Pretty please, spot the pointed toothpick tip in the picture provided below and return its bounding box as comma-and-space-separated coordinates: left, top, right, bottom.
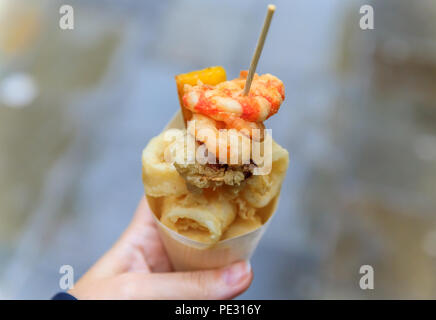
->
243, 5, 276, 96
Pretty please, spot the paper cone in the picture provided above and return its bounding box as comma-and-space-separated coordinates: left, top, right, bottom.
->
144, 111, 283, 271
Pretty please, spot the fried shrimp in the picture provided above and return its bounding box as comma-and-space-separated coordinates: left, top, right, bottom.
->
187, 113, 252, 163
182, 71, 284, 139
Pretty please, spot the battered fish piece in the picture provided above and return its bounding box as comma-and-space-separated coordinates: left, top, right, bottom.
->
174, 162, 256, 189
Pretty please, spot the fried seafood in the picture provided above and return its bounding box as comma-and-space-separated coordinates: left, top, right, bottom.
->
183, 71, 284, 139
142, 66, 289, 244
142, 128, 289, 244
174, 162, 255, 189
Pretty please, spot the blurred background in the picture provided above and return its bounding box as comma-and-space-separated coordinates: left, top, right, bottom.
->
0, 0, 436, 299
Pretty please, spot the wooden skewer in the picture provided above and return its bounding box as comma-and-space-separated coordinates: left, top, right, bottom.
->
243, 4, 276, 95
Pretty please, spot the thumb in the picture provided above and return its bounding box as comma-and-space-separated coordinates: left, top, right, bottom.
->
133, 261, 252, 300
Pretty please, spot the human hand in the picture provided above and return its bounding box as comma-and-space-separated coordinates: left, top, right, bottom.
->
68, 196, 253, 299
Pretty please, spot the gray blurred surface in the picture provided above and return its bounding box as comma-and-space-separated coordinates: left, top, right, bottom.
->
1, 0, 436, 299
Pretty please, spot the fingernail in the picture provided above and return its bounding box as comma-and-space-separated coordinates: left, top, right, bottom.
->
223, 261, 251, 286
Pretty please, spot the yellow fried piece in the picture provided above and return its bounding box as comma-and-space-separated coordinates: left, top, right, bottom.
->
241, 141, 289, 208
175, 66, 227, 124
221, 215, 262, 240
161, 193, 237, 244
142, 129, 188, 197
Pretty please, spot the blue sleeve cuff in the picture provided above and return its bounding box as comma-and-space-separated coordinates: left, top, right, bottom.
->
51, 292, 77, 300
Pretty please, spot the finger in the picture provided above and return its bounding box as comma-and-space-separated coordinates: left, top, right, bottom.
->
120, 219, 172, 273
93, 196, 171, 276
130, 261, 252, 300
129, 195, 155, 227
118, 196, 172, 272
